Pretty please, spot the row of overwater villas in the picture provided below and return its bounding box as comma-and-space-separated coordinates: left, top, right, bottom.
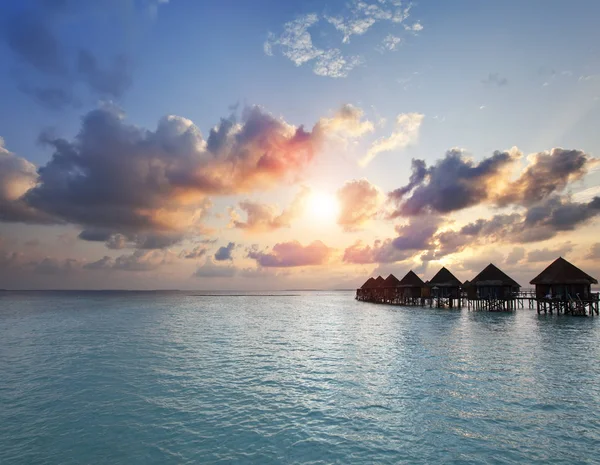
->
356, 257, 598, 305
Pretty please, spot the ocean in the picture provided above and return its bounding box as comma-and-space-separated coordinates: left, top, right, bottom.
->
1, 290, 599, 464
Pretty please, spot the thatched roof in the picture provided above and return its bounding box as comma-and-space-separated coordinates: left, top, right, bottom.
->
398, 270, 425, 288
383, 274, 401, 287
374, 276, 385, 287
470, 263, 520, 288
361, 277, 376, 289
530, 257, 598, 285
428, 267, 462, 287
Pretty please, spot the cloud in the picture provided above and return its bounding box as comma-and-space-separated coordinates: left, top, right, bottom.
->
78, 229, 185, 250
389, 148, 519, 216
316, 104, 374, 138
16, 84, 78, 111
361, 113, 424, 166
229, 187, 309, 232
404, 22, 423, 32
179, 246, 208, 260
336, 179, 383, 231
2, 103, 370, 248
214, 242, 236, 261
389, 147, 599, 217
496, 148, 599, 206
586, 243, 600, 260
194, 259, 237, 278
430, 196, 600, 259
392, 215, 442, 250
380, 34, 402, 52
113, 249, 176, 272
325, 1, 411, 43
343, 239, 410, 264
343, 215, 441, 264
482, 73, 508, 87
4, 5, 67, 76
33, 257, 82, 275
527, 243, 573, 263
264, 14, 361, 78
76, 50, 132, 99
1, 0, 164, 109
0, 251, 25, 271
0, 137, 54, 224
0, 104, 343, 245
248, 240, 332, 267
265, 1, 417, 78
83, 256, 113, 270
505, 247, 525, 265
83, 249, 176, 272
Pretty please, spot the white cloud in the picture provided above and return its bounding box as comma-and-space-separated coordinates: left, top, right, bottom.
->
264, 0, 419, 78
404, 21, 423, 32
381, 34, 402, 52
360, 113, 424, 166
579, 74, 600, 82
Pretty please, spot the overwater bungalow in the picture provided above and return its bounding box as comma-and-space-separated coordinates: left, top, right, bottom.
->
398, 270, 425, 301
428, 267, 462, 307
382, 274, 401, 303
530, 257, 599, 315
466, 263, 520, 311
356, 277, 376, 301
468, 264, 520, 299
373, 275, 386, 301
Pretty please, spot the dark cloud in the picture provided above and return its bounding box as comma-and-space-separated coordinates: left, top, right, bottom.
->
0, 104, 325, 245
389, 147, 598, 217
179, 246, 208, 260
248, 240, 332, 267
5, 9, 66, 76
17, 83, 78, 111
390, 149, 517, 216
1, 104, 360, 249
497, 149, 597, 206
431, 196, 600, 259
392, 215, 441, 250
524, 195, 600, 232
78, 229, 182, 250
482, 72, 508, 87
342, 239, 410, 264
336, 179, 382, 231
389, 159, 427, 200
113, 250, 175, 272
83, 249, 176, 272
0, 0, 155, 109
342, 216, 441, 264
214, 242, 235, 261
76, 50, 132, 98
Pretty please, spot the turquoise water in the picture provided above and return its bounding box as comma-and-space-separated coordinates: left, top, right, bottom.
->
1, 291, 600, 464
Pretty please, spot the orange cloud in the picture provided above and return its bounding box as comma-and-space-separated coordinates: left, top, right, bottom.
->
336, 179, 383, 231
248, 240, 332, 267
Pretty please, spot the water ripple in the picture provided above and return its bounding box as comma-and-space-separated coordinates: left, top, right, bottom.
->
1, 291, 600, 464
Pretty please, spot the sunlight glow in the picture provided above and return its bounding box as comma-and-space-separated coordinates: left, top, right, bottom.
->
306, 191, 339, 223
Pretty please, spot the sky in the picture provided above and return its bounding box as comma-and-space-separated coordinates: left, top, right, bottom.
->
1, 0, 600, 290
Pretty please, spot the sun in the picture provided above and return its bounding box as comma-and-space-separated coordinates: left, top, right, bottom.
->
306, 191, 339, 222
